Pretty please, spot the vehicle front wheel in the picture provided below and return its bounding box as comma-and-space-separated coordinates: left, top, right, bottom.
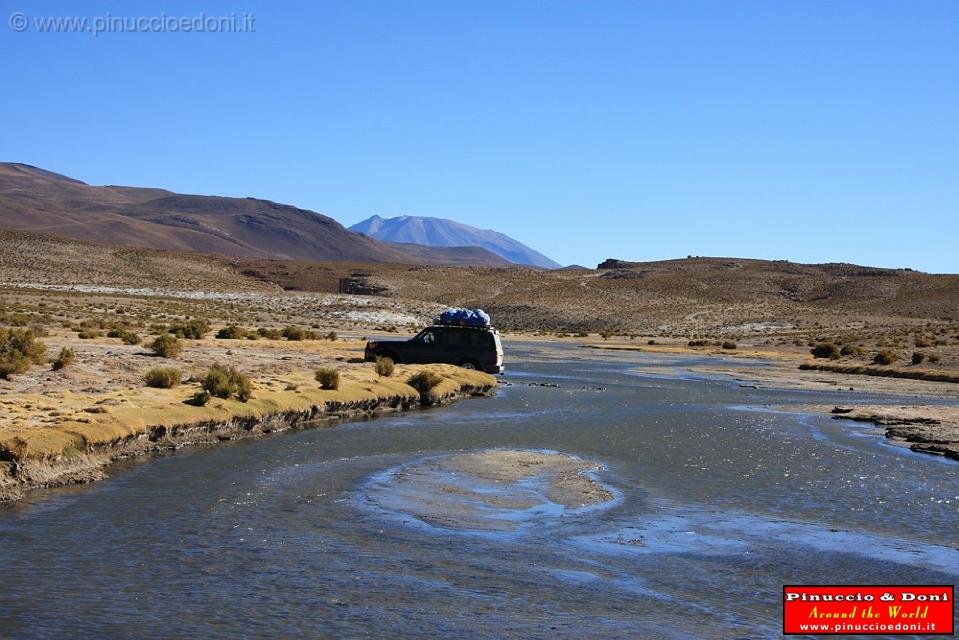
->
458, 359, 478, 370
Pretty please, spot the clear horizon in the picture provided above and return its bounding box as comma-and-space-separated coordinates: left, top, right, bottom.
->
2, 1, 956, 272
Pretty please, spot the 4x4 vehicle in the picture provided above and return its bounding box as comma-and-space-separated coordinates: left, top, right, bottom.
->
365, 325, 504, 374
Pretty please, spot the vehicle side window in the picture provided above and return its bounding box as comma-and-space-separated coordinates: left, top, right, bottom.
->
419, 329, 442, 344
446, 330, 473, 346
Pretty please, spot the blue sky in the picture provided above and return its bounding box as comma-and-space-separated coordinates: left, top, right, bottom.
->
2, 1, 957, 271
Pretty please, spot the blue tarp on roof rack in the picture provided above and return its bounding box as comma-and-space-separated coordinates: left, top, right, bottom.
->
438, 308, 491, 328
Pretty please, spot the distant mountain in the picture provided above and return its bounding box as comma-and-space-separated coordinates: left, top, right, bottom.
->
350, 214, 561, 269
0, 163, 507, 266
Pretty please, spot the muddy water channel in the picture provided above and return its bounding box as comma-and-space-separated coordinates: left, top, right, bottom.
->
1, 343, 957, 638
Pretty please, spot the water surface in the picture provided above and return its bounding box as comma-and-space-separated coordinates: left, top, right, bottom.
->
1, 342, 956, 638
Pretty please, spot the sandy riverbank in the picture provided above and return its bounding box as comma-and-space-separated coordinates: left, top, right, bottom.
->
0, 354, 496, 502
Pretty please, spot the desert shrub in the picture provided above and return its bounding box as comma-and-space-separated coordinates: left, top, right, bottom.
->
77, 329, 102, 340
840, 345, 862, 357
188, 390, 211, 406
257, 327, 282, 340
911, 351, 926, 365
0, 328, 47, 379
282, 326, 316, 341
688, 340, 709, 347
325, 331, 338, 341
150, 334, 183, 358
30, 325, 50, 337
216, 325, 248, 340
407, 370, 444, 395
928, 354, 941, 363
600, 332, 610, 340
201, 363, 252, 401
1, 313, 31, 327
873, 350, 897, 365
144, 367, 182, 388
914, 337, 931, 348
647, 340, 658, 345
168, 319, 210, 340
282, 326, 305, 341
108, 328, 141, 344
374, 356, 395, 377
810, 343, 841, 360
51, 347, 75, 371
574, 332, 588, 338
721, 342, 737, 350
315, 367, 340, 390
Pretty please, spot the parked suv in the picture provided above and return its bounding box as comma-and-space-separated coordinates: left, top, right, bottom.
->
365, 325, 504, 374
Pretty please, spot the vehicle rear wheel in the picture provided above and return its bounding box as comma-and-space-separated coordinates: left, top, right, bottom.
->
458, 359, 478, 370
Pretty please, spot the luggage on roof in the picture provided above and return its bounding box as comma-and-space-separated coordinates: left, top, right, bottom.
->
438, 308, 491, 328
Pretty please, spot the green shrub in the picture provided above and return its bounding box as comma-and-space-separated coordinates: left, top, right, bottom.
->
216, 325, 248, 340
201, 363, 252, 401
840, 345, 862, 357
150, 334, 183, 358
721, 341, 737, 350
77, 329, 102, 340
257, 327, 282, 340
51, 347, 75, 371
873, 350, 897, 365
911, 351, 926, 365
168, 318, 210, 340
688, 339, 709, 347
810, 343, 841, 359
374, 356, 395, 377
315, 367, 340, 390
144, 367, 182, 388
0, 328, 47, 379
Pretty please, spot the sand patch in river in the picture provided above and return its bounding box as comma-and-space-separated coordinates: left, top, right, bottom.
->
363, 449, 615, 532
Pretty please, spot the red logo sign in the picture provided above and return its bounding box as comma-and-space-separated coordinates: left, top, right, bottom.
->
783, 585, 954, 635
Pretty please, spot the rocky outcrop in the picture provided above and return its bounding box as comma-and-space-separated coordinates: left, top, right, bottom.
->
831, 405, 959, 461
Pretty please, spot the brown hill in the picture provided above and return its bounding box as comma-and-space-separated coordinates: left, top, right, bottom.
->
249, 255, 958, 334
0, 228, 273, 292
0, 163, 508, 266
2, 227, 958, 363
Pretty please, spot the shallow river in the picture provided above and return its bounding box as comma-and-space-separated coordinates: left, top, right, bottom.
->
1, 343, 957, 638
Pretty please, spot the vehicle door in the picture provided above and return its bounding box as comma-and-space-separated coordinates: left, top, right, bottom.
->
442, 328, 476, 364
